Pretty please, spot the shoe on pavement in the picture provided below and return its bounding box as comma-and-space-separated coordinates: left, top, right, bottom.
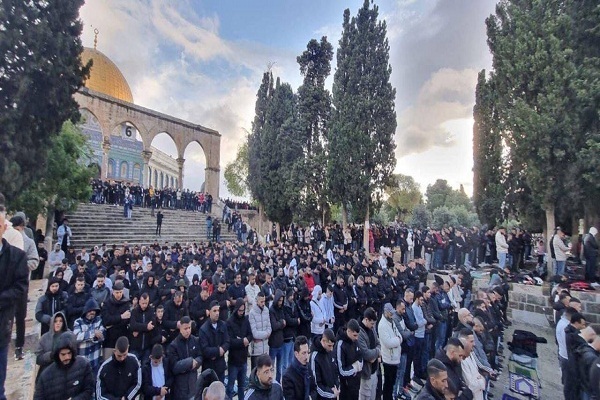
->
14, 347, 23, 360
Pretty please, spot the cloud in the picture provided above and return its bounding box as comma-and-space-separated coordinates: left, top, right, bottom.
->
396, 68, 479, 154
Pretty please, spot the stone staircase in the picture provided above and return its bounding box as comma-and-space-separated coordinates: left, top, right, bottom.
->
63, 203, 237, 249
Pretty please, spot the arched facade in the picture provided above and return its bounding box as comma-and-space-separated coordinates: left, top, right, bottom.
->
75, 89, 221, 198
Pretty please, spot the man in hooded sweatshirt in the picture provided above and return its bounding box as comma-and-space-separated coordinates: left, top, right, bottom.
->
35, 277, 68, 336
227, 298, 253, 400
310, 285, 326, 338
268, 289, 286, 382
34, 312, 70, 380
34, 332, 95, 400
336, 318, 364, 400
245, 353, 283, 400
73, 297, 105, 374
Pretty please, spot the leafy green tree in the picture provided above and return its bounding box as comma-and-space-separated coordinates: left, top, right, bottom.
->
472, 70, 504, 226
486, 0, 578, 275
409, 204, 432, 228
224, 140, 249, 198
296, 37, 333, 223
570, 0, 600, 228
450, 205, 480, 228
0, 0, 90, 202
425, 179, 454, 211
385, 174, 422, 221
328, 0, 397, 249
432, 206, 459, 229
10, 121, 94, 242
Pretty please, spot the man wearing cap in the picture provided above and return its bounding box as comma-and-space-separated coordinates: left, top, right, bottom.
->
379, 303, 402, 400
0, 203, 29, 400
142, 344, 172, 400
199, 300, 230, 382
9, 215, 39, 360
227, 298, 253, 399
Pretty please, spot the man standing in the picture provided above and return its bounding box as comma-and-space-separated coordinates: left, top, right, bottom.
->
495, 227, 508, 270
268, 289, 286, 382
336, 319, 363, 400
249, 292, 271, 369
97, 336, 142, 399
199, 301, 230, 382
34, 332, 95, 400
310, 329, 340, 399
0, 208, 29, 400
434, 337, 472, 400
379, 303, 402, 400
583, 227, 598, 282
9, 215, 38, 361
141, 344, 172, 400
552, 227, 569, 276
73, 298, 105, 375
283, 335, 315, 400
101, 281, 131, 359
156, 211, 164, 237
358, 307, 381, 400
227, 298, 253, 400
168, 316, 203, 400
56, 218, 72, 253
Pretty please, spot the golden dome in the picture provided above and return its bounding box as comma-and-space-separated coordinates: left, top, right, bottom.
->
81, 47, 133, 103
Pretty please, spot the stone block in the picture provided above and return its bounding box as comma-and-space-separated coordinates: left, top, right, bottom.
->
527, 294, 548, 306
578, 292, 599, 302
525, 304, 535, 312
511, 309, 550, 327
583, 302, 600, 314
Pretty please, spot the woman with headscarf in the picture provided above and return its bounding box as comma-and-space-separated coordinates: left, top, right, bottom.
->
310, 285, 326, 339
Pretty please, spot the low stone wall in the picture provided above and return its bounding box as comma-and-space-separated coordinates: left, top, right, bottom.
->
505, 282, 600, 327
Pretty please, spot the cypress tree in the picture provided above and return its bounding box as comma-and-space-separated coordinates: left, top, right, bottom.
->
0, 0, 90, 201
296, 37, 333, 223
328, 0, 397, 250
472, 70, 504, 227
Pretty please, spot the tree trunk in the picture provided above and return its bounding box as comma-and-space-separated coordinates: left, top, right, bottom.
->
341, 203, 348, 228
258, 203, 264, 236
584, 202, 600, 233
276, 222, 281, 243
545, 205, 556, 278
363, 204, 370, 254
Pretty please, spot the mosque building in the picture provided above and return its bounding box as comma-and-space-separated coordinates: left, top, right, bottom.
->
78, 46, 179, 188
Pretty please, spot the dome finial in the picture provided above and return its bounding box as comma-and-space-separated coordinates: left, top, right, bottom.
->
93, 28, 99, 50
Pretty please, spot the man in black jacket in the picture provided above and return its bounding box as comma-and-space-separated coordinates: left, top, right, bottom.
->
130, 293, 159, 361
266, 289, 284, 382
283, 335, 315, 400
226, 298, 253, 400
164, 291, 189, 343
97, 336, 142, 399
101, 281, 131, 360
434, 338, 473, 400
199, 300, 230, 382
141, 344, 172, 400
310, 329, 340, 399
168, 316, 203, 400
34, 332, 95, 400
336, 319, 363, 400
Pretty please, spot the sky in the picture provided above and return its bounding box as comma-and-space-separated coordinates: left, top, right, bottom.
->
79, 0, 498, 199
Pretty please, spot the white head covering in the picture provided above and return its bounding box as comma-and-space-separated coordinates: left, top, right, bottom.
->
590, 227, 598, 236
312, 285, 322, 299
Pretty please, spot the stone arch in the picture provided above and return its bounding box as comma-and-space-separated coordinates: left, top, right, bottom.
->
133, 163, 142, 183
74, 91, 220, 198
